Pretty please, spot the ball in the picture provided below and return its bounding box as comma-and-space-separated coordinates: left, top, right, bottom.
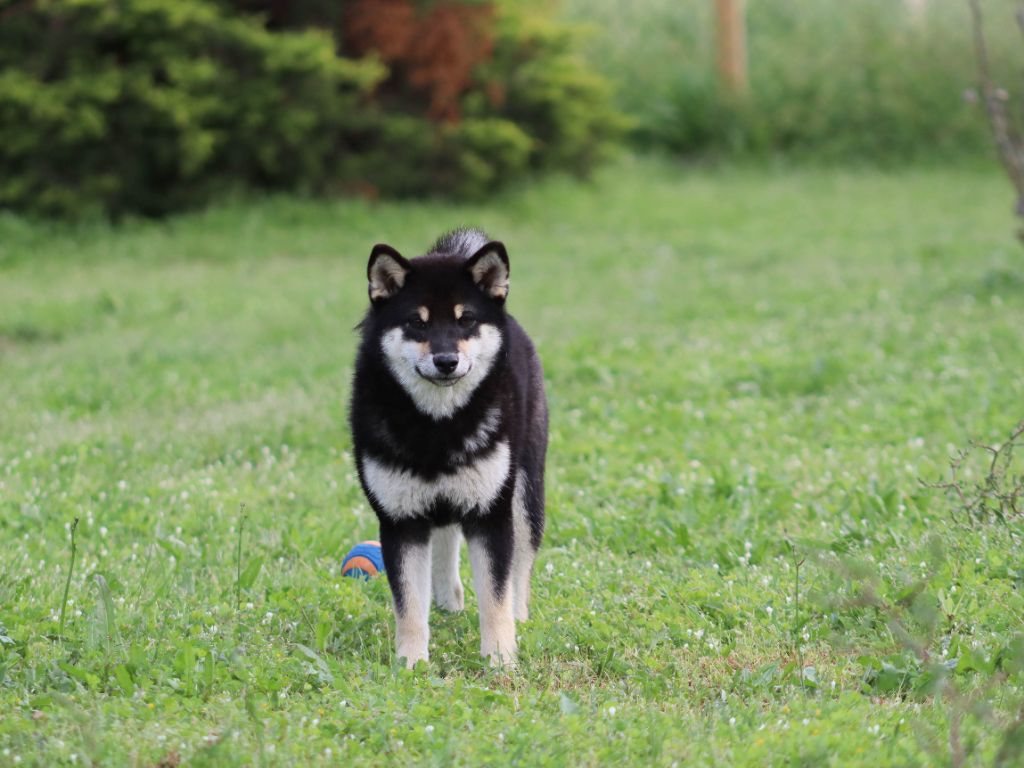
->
341, 540, 385, 580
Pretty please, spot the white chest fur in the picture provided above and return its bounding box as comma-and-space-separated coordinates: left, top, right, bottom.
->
361, 441, 511, 519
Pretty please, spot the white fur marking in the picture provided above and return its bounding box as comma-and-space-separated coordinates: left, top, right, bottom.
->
393, 541, 431, 667
510, 470, 536, 622
468, 536, 517, 665
380, 324, 503, 419
463, 407, 501, 454
431, 526, 464, 611
361, 441, 511, 520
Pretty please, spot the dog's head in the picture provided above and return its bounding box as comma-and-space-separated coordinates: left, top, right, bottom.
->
361, 235, 510, 418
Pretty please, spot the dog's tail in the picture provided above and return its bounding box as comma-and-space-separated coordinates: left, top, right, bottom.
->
431, 228, 490, 259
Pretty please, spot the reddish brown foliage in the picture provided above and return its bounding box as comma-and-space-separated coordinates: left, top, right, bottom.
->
344, 0, 495, 122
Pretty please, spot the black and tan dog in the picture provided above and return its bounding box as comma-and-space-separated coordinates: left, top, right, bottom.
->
349, 229, 547, 666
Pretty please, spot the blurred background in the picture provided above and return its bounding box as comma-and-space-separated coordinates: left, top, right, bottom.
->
0, 0, 1016, 219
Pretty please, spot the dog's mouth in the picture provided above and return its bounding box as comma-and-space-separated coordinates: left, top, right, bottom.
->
415, 365, 471, 387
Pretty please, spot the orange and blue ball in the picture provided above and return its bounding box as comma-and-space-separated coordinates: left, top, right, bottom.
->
341, 540, 385, 580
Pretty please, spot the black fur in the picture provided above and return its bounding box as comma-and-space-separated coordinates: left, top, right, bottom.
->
349, 229, 547, 660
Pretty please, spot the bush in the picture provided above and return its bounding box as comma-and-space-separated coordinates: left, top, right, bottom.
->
0, 0, 621, 217
480, 4, 626, 175
565, 0, 1012, 162
335, 111, 534, 199
259, 0, 626, 197
0, 0, 382, 216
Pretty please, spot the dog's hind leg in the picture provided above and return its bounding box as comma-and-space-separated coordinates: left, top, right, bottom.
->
511, 470, 538, 622
380, 520, 432, 668
466, 518, 516, 666
431, 525, 464, 611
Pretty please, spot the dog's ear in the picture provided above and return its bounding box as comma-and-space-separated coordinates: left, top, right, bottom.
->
465, 241, 510, 302
367, 244, 411, 303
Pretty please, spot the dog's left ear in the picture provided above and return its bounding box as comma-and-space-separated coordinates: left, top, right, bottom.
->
465, 241, 510, 302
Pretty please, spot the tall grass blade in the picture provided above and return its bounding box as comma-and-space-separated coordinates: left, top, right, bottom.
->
58, 518, 79, 639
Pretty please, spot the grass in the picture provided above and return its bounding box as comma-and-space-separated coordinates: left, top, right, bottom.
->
2, 157, 1024, 766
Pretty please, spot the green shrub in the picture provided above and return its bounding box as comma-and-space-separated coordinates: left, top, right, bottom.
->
0, 0, 621, 217
335, 111, 534, 199
0, 0, 382, 217
480, 4, 627, 175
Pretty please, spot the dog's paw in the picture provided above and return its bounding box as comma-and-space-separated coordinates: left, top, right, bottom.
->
434, 580, 464, 612
480, 636, 517, 668
396, 646, 429, 669
484, 648, 517, 669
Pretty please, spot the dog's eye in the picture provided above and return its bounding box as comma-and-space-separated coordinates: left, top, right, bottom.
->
457, 311, 477, 329
405, 315, 428, 330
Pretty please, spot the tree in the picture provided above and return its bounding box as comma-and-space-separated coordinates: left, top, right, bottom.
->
715, 0, 747, 95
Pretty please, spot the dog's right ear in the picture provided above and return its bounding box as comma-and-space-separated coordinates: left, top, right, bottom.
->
367, 244, 411, 303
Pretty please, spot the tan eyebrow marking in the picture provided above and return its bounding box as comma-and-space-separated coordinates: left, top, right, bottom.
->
418, 306, 429, 322
454, 304, 464, 319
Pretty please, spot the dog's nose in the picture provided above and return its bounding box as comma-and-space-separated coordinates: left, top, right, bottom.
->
433, 353, 459, 375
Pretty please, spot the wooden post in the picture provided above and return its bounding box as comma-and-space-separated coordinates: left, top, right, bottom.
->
715, 0, 748, 95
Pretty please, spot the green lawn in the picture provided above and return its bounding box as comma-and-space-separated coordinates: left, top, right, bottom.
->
2, 159, 1023, 766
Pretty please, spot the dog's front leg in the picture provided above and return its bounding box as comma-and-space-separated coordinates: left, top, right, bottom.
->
380, 519, 432, 668
465, 512, 516, 666
431, 525, 464, 611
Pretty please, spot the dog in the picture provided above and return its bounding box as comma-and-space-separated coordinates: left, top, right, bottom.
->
349, 228, 547, 667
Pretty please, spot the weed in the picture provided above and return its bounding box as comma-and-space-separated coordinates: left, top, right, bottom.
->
57, 518, 79, 639
927, 421, 1024, 526
236, 503, 247, 612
